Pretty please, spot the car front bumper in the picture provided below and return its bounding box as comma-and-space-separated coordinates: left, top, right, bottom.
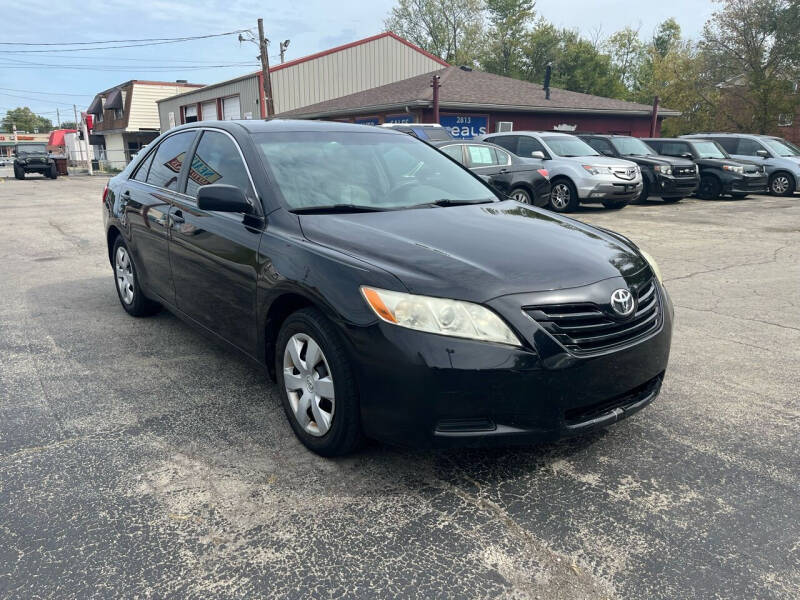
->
343, 278, 673, 448
578, 180, 643, 202
655, 174, 699, 197
726, 174, 768, 194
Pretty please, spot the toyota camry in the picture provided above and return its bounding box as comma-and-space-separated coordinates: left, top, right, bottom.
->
102, 120, 673, 456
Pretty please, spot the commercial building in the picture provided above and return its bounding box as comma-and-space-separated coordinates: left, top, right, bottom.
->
279, 65, 678, 138
0, 132, 50, 158
157, 32, 448, 131
86, 80, 203, 168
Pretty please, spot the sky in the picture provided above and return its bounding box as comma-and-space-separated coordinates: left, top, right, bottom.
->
0, 0, 718, 124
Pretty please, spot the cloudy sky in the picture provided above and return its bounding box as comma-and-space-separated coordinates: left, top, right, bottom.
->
1, 0, 718, 123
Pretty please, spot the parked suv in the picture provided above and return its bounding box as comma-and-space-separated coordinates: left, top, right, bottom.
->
643, 138, 767, 199
479, 131, 642, 212
13, 144, 58, 180
579, 134, 698, 203
681, 133, 800, 196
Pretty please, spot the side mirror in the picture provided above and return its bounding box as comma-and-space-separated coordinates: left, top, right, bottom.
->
197, 184, 252, 213
530, 150, 546, 159
681, 153, 693, 159
755, 149, 769, 158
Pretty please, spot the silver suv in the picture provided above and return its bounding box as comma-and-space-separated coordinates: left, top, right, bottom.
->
681, 133, 800, 196
479, 131, 642, 212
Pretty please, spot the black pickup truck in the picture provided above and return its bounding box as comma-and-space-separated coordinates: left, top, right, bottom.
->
13, 144, 58, 179
579, 134, 698, 203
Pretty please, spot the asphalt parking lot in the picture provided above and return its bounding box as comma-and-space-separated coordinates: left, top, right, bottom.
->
1, 172, 798, 599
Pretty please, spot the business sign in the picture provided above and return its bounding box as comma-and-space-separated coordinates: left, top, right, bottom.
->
355, 117, 380, 126
440, 115, 487, 139
384, 114, 414, 124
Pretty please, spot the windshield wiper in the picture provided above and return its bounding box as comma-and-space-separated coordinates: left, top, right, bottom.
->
416, 198, 496, 208
289, 204, 388, 214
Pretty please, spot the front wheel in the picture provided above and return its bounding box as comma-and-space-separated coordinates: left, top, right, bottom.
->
633, 179, 650, 204
49, 164, 58, 179
548, 180, 579, 212
14, 166, 25, 180
509, 187, 532, 204
769, 173, 795, 196
697, 175, 721, 200
276, 308, 362, 456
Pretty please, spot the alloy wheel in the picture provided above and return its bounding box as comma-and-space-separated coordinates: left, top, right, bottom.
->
772, 175, 790, 195
283, 333, 335, 437
115, 246, 135, 305
511, 190, 530, 204
551, 184, 570, 209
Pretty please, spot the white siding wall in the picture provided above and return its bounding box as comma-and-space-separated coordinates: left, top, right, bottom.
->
128, 84, 202, 131
271, 35, 443, 113
157, 75, 261, 131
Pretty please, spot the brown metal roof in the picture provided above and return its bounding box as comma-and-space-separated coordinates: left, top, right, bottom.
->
278, 67, 679, 118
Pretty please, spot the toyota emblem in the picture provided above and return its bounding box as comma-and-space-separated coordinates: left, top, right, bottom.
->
610, 288, 635, 317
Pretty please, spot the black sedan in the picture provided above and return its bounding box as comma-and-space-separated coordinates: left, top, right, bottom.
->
432, 140, 551, 207
643, 138, 767, 199
103, 119, 673, 456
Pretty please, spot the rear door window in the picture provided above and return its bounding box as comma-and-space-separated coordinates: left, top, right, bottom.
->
517, 136, 546, 158
486, 135, 517, 153
132, 150, 155, 182
466, 145, 497, 167
714, 137, 738, 153
184, 130, 254, 200
145, 131, 197, 191
736, 138, 767, 156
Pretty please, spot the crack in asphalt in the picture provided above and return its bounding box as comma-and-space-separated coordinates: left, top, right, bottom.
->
664, 244, 792, 283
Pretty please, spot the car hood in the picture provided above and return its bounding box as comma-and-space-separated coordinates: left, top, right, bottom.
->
623, 155, 695, 168
299, 201, 647, 302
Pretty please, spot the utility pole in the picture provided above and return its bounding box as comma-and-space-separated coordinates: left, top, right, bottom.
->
73, 104, 84, 166
430, 74, 441, 124
74, 104, 92, 175
56, 108, 61, 128
257, 18, 275, 117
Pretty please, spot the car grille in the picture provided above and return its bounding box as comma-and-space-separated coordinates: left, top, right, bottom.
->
612, 166, 637, 180
524, 278, 661, 354
673, 166, 695, 177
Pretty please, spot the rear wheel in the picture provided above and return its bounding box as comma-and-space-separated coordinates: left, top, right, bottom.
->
697, 175, 721, 199
602, 199, 629, 210
112, 237, 161, 317
14, 166, 24, 180
509, 187, 532, 204
548, 179, 579, 212
49, 164, 58, 179
769, 172, 795, 196
276, 308, 362, 456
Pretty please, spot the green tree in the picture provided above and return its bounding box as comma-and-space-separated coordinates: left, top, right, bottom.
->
605, 27, 646, 98
59, 121, 78, 130
701, 0, 800, 133
480, 0, 536, 77
2, 107, 54, 133
385, 0, 486, 65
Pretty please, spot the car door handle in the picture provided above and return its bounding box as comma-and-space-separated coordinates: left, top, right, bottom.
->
498, 168, 509, 174
171, 211, 185, 225
121, 190, 131, 199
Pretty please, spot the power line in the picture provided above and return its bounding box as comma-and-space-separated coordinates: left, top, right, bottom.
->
0, 87, 94, 97
0, 29, 250, 53
0, 30, 252, 46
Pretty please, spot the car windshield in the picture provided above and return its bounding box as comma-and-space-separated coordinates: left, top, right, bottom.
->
18, 144, 47, 156
541, 136, 599, 157
762, 138, 799, 157
253, 131, 496, 211
692, 141, 727, 159
611, 137, 656, 156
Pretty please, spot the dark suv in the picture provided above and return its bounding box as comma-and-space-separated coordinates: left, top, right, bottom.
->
579, 134, 698, 203
14, 144, 58, 180
643, 138, 767, 199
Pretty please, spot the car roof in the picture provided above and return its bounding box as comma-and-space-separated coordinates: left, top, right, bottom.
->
430, 140, 496, 147
168, 118, 407, 136
495, 131, 576, 137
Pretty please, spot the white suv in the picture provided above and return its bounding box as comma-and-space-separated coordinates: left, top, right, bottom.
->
479, 131, 642, 211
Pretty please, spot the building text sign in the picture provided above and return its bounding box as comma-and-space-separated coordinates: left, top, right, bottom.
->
440, 115, 487, 139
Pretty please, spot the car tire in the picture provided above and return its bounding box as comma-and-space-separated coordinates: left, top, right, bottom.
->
769, 172, 795, 197
14, 166, 25, 180
662, 197, 683, 203
634, 179, 650, 204
697, 175, 721, 200
602, 199, 629, 210
276, 308, 362, 456
49, 165, 58, 179
111, 236, 161, 317
548, 179, 579, 212
509, 187, 532, 204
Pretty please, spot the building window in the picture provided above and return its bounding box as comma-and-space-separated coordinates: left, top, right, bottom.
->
778, 113, 793, 127
200, 100, 217, 121
496, 121, 513, 132
114, 108, 124, 120
184, 104, 198, 123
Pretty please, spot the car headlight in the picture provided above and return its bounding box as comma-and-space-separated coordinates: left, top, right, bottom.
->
722, 164, 744, 174
638, 249, 663, 284
361, 286, 522, 346
654, 165, 672, 175
582, 165, 613, 175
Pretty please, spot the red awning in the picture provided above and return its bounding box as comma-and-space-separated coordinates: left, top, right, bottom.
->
47, 129, 77, 147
